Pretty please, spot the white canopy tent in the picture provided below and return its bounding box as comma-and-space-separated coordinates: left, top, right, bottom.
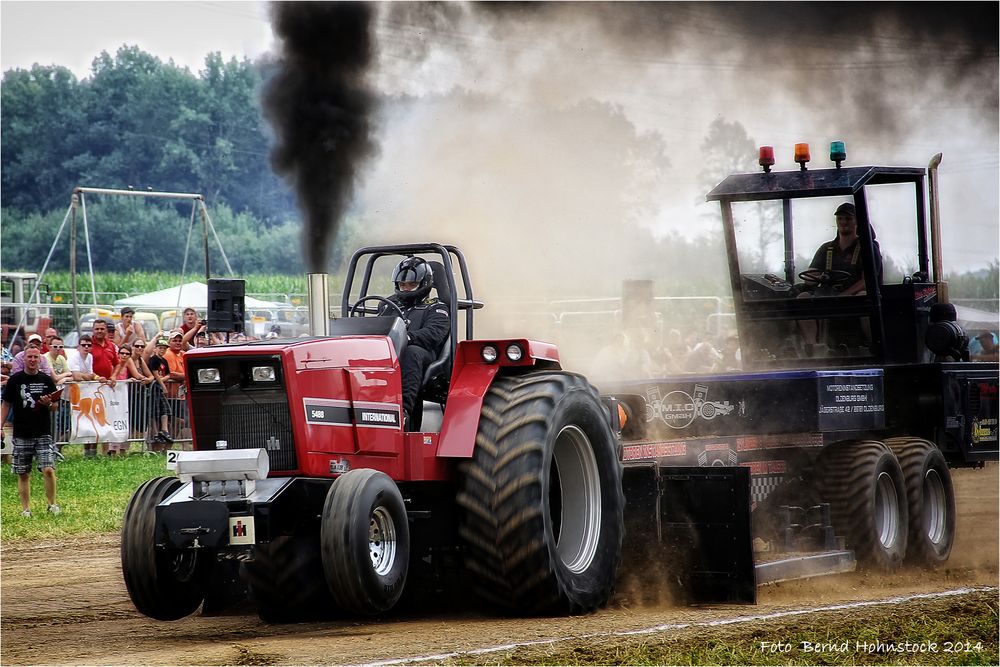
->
113, 282, 283, 312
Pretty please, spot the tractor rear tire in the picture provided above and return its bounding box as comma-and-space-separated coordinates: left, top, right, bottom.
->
243, 536, 333, 623
121, 476, 209, 620
816, 440, 908, 572
457, 371, 625, 615
320, 469, 410, 615
886, 438, 956, 565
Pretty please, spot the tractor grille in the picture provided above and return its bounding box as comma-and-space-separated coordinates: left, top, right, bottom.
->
192, 390, 298, 472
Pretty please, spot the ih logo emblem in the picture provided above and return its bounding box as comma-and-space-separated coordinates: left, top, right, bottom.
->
266, 436, 281, 451
228, 516, 255, 545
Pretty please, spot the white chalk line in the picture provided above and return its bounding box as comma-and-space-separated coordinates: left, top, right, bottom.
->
358, 586, 997, 666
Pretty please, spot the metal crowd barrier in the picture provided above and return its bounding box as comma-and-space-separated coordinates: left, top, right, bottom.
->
51, 379, 192, 451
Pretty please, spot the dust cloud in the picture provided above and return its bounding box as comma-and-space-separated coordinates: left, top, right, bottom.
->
337, 2, 997, 366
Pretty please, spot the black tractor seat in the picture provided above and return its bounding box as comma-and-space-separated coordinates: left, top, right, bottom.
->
327, 316, 409, 359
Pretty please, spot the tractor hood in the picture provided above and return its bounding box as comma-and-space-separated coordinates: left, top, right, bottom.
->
184, 334, 398, 372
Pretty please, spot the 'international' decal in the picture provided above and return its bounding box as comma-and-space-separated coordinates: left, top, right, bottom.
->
303, 398, 401, 430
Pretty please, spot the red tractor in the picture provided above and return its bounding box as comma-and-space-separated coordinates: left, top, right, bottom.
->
121, 243, 627, 621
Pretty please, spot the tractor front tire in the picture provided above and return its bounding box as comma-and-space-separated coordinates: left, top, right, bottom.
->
886, 438, 956, 565
816, 440, 908, 572
121, 476, 209, 620
320, 469, 410, 615
457, 371, 625, 615
242, 536, 333, 623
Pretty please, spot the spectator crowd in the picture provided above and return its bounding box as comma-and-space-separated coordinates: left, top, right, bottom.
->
1, 306, 269, 460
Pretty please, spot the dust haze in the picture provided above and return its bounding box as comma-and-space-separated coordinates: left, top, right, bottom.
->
340, 1, 996, 350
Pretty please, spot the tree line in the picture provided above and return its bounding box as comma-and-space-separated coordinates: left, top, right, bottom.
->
1, 46, 314, 274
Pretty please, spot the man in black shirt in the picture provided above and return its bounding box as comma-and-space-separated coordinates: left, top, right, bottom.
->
1, 347, 61, 517
380, 257, 450, 429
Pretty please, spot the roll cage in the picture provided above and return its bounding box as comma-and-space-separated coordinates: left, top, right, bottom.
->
340, 242, 485, 366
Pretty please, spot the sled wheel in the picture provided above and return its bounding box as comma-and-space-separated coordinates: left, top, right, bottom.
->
243, 535, 333, 623
886, 437, 956, 565
457, 371, 625, 615
320, 469, 410, 615
816, 440, 908, 571
121, 476, 209, 620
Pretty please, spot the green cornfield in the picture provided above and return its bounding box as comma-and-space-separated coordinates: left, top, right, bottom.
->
37, 272, 344, 305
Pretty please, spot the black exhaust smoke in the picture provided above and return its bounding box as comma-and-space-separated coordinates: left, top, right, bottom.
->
263, 2, 377, 273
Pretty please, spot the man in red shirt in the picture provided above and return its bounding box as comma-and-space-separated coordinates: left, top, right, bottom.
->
89, 319, 119, 385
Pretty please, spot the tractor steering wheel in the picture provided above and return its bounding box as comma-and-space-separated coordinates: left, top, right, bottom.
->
350, 296, 406, 319
798, 268, 855, 289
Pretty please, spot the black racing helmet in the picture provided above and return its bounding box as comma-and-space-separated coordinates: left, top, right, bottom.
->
392, 256, 434, 304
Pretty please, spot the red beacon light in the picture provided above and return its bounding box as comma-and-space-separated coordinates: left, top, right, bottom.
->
758, 146, 775, 173
794, 143, 810, 171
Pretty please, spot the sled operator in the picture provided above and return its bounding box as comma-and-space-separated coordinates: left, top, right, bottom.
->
798, 202, 883, 348
801, 202, 883, 298
379, 257, 450, 430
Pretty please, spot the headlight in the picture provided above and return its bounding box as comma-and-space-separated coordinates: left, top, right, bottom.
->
505, 344, 523, 362
196, 368, 221, 384
251, 366, 276, 382
481, 345, 498, 363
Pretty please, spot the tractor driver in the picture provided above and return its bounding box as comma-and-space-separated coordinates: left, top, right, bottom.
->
379, 257, 450, 430
798, 202, 883, 349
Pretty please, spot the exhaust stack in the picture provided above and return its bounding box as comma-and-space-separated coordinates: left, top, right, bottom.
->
927, 153, 947, 302
307, 273, 330, 337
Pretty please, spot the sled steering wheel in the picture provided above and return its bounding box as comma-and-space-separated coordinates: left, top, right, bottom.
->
798, 268, 854, 289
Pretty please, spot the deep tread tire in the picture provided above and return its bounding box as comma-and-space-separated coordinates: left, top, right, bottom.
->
457, 371, 625, 615
816, 440, 908, 572
242, 536, 333, 623
886, 437, 956, 565
321, 469, 410, 615
121, 476, 208, 620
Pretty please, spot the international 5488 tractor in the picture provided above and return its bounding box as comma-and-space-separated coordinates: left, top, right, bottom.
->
122, 243, 627, 621
122, 146, 997, 622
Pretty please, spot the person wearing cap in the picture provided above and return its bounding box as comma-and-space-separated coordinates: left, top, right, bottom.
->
804, 202, 883, 297
971, 331, 998, 362
10, 334, 54, 377
114, 307, 146, 348
162, 330, 187, 399
797, 203, 883, 349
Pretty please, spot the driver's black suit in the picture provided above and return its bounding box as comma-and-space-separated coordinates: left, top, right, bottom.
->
380, 296, 450, 424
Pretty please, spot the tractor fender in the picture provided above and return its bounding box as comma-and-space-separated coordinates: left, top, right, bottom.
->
437, 339, 560, 458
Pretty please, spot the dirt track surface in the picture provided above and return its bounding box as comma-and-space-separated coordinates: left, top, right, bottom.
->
2, 464, 997, 666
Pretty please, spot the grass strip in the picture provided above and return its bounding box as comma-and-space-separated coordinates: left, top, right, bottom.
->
1, 444, 170, 541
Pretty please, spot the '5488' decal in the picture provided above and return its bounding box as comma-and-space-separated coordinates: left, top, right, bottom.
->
303, 398, 401, 430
